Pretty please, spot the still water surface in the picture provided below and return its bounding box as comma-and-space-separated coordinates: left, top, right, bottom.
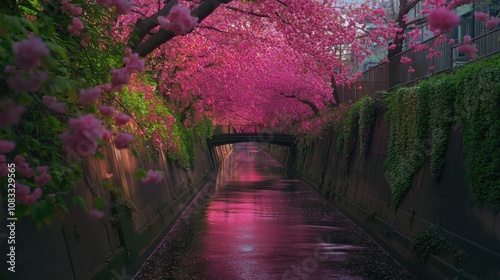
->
134, 143, 414, 280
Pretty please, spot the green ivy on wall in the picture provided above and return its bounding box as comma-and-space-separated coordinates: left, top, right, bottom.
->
453, 56, 500, 212
357, 96, 376, 155
336, 95, 376, 172
382, 54, 500, 211
384, 86, 430, 207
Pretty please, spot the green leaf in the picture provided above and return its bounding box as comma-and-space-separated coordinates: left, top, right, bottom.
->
94, 197, 104, 210
47, 115, 61, 130
45, 41, 69, 62
102, 181, 114, 190
93, 151, 104, 159
72, 195, 87, 210
134, 168, 147, 179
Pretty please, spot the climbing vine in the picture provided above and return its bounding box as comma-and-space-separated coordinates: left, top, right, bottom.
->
384, 86, 429, 208
419, 77, 456, 178
337, 101, 359, 171
357, 96, 376, 155
336, 95, 376, 172
411, 226, 455, 263
383, 54, 500, 211
453, 56, 500, 212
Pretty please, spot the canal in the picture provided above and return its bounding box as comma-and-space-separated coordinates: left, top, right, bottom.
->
134, 143, 415, 279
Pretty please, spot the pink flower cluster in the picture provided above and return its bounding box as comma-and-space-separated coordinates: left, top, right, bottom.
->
474, 12, 489, 22
486, 17, 500, 29
427, 8, 461, 34
115, 112, 130, 126
7, 36, 50, 93
99, 105, 115, 117
457, 35, 478, 59
88, 209, 105, 220
110, 48, 145, 88
13, 36, 50, 69
0, 99, 25, 128
0, 140, 16, 154
34, 166, 52, 185
16, 182, 42, 205
43, 95, 66, 113
61, 2, 83, 16
158, 5, 198, 35
7, 70, 48, 92
61, 114, 105, 156
95, 0, 132, 14
0, 155, 9, 177
68, 17, 84, 37
79, 86, 102, 106
141, 169, 164, 185
14, 155, 33, 178
114, 133, 134, 149
400, 56, 412, 64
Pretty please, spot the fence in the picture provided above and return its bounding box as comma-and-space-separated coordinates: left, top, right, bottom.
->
212, 124, 297, 135
339, 27, 500, 102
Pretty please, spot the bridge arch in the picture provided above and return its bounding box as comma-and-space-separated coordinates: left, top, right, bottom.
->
206, 125, 296, 148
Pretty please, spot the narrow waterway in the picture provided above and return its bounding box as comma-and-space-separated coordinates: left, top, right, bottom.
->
134, 143, 415, 280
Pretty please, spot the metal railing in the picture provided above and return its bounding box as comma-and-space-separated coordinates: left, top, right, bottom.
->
212, 125, 296, 135
339, 27, 500, 102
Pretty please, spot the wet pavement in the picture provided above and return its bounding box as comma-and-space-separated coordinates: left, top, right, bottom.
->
134, 143, 415, 280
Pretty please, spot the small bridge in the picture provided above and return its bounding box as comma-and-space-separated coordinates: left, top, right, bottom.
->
207, 125, 296, 148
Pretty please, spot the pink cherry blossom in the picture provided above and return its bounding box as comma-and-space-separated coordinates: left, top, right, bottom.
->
43, 95, 57, 104
88, 210, 105, 220
114, 112, 131, 126
112, 0, 132, 14
457, 43, 478, 59
16, 182, 42, 205
99, 105, 115, 117
400, 56, 412, 64
0, 99, 25, 128
0, 155, 8, 177
141, 169, 164, 185
486, 17, 500, 29
36, 166, 48, 173
7, 70, 48, 92
43, 95, 66, 113
123, 53, 145, 73
79, 86, 102, 105
408, 67, 415, 73
474, 12, 489, 22
68, 17, 84, 36
462, 35, 472, 44
61, 3, 83, 16
81, 34, 91, 48
158, 5, 198, 35
427, 8, 461, 34
114, 132, 134, 149
102, 129, 111, 140
13, 155, 33, 178
48, 102, 66, 113
110, 68, 130, 88
0, 140, 16, 154
35, 172, 52, 185
12, 36, 50, 69
61, 114, 104, 156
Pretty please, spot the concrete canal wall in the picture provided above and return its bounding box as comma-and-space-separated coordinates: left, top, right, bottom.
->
0, 140, 232, 280
263, 109, 500, 280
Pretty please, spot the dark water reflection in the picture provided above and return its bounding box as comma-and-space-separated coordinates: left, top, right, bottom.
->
134, 143, 414, 280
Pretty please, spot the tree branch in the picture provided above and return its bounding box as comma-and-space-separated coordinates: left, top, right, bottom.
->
278, 92, 320, 116
133, 0, 232, 57
128, 0, 178, 50
225, 5, 268, 17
